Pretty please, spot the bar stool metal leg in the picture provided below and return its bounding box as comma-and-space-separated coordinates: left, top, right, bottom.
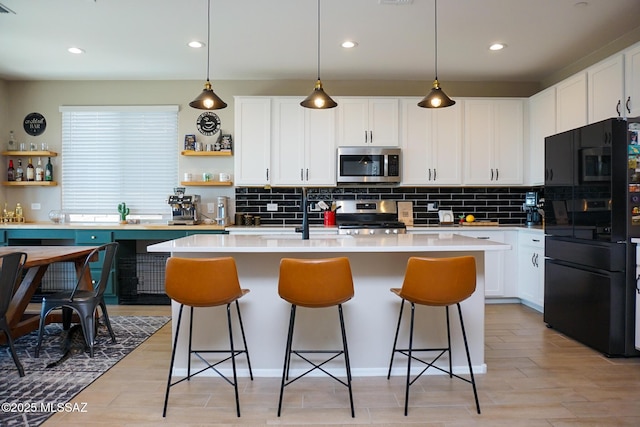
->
387, 299, 405, 379
277, 304, 297, 416
338, 304, 355, 417
163, 304, 184, 417
235, 300, 253, 380
458, 303, 481, 414
226, 303, 240, 417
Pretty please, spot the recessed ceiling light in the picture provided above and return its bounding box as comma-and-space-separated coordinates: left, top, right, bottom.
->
188, 41, 205, 49
341, 41, 358, 49
68, 47, 85, 54
489, 43, 506, 51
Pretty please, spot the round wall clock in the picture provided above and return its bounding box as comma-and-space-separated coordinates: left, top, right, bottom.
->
196, 111, 221, 136
23, 112, 47, 136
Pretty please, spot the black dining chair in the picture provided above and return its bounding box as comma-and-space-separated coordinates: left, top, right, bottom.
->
35, 242, 118, 358
0, 251, 28, 377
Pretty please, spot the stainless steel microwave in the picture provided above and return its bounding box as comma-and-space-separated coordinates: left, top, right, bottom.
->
337, 147, 401, 184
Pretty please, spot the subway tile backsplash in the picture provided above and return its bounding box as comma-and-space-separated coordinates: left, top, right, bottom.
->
235, 186, 541, 227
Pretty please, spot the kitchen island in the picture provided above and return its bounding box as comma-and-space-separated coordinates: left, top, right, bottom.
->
147, 233, 509, 377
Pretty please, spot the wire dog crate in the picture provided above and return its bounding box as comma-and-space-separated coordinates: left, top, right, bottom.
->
118, 253, 171, 305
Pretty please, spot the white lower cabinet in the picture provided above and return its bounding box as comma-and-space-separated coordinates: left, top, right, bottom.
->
458, 230, 511, 297
517, 230, 545, 312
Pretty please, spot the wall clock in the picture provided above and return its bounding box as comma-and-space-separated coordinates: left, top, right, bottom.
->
196, 111, 221, 136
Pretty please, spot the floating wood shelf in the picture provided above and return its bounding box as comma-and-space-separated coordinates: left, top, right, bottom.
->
2, 150, 58, 157
2, 181, 58, 186
180, 181, 233, 186
180, 151, 232, 157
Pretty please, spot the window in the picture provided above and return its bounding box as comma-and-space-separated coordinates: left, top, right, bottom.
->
60, 105, 178, 221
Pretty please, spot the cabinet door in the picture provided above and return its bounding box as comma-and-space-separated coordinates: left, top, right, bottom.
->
304, 108, 336, 186
368, 98, 399, 146
272, 98, 305, 185
431, 103, 463, 184
401, 98, 432, 184
556, 73, 587, 133
518, 232, 545, 311
234, 97, 272, 186
588, 54, 625, 123
464, 100, 494, 184
528, 87, 556, 186
337, 98, 370, 145
401, 99, 462, 185
337, 98, 398, 146
625, 44, 640, 117
493, 99, 523, 184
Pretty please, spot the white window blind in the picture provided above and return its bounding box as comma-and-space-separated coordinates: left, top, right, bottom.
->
60, 105, 178, 216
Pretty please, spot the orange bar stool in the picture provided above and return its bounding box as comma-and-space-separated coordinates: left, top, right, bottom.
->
162, 257, 253, 418
277, 257, 355, 417
387, 256, 481, 415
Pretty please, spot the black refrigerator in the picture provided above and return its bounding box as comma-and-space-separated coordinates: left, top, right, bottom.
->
544, 117, 640, 357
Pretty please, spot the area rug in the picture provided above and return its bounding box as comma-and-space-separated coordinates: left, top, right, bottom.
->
0, 315, 170, 427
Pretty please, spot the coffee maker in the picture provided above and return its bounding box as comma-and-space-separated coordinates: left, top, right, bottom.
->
523, 191, 542, 226
215, 196, 229, 226
168, 187, 201, 225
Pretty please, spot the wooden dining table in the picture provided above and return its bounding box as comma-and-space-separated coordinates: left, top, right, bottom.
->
0, 245, 98, 343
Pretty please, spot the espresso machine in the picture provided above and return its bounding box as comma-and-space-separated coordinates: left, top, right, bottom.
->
523, 191, 543, 226
168, 187, 201, 225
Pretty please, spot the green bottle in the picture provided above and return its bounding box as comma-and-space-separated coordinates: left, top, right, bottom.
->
45, 157, 53, 181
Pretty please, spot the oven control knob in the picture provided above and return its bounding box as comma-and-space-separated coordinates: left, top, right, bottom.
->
369, 229, 375, 235
393, 229, 399, 234
385, 229, 391, 235
353, 229, 359, 235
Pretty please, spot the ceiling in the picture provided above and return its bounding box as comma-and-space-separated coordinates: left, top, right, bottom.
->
2, 0, 640, 83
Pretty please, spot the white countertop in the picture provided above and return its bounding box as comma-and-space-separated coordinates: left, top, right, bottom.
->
147, 232, 510, 254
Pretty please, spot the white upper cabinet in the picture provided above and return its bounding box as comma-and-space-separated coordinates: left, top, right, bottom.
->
336, 98, 399, 146
625, 44, 640, 117
400, 98, 462, 185
527, 87, 556, 186
271, 98, 336, 187
233, 97, 272, 186
555, 72, 588, 133
588, 54, 625, 123
463, 99, 524, 185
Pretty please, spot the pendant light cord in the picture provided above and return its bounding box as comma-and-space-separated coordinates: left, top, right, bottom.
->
434, 0, 438, 80
316, 0, 321, 80
207, 0, 211, 81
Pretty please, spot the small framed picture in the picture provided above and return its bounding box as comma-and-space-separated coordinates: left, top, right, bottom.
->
218, 134, 232, 152
184, 134, 196, 151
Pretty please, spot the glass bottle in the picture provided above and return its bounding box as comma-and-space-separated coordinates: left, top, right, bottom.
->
7, 130, 16, 151
45, 157, 53, 181
35, 157, 43, 181
15, 159, 23, 182
7, 159, 15, 181
26, 157, 34, 181
15, 203, 23, 219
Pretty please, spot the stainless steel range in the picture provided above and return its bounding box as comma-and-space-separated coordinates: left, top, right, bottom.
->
336, 200, 406, 235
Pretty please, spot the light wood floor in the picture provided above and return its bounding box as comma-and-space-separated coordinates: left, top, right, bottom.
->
42, 303, 640, 426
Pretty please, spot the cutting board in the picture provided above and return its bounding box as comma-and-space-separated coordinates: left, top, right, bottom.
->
462, 221, 499, 226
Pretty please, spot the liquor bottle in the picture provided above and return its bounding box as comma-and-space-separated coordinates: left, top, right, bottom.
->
15, 159, 23, 182
7, 130, 16, 151
26, 157, 34, 181
7, 159, 15, 181
35, 157, 44, 181
45, 157, 53, 181
15, 203, 23, 219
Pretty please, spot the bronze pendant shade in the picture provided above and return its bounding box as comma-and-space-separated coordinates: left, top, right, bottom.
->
418, 0, 455, 109
300, 0, 337, 109
190, 0, 227, 110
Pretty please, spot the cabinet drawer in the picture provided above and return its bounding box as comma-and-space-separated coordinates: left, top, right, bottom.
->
0, 230, 6, 245
520, 232, 544, 248
75, 231, 113, 244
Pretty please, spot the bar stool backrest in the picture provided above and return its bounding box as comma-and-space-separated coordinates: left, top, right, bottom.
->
165, 257, 243, 307
278, 257, 354, 308
399, 256, 476, 306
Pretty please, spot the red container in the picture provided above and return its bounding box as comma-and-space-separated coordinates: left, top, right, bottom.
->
323, 211, 336, 226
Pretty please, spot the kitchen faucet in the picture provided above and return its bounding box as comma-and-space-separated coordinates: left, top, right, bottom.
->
295, 187, 309, 240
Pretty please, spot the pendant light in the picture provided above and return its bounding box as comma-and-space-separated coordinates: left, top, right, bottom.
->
190, 0, 227, 110
418, 0, 455, 109
300, 0, 337, 109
